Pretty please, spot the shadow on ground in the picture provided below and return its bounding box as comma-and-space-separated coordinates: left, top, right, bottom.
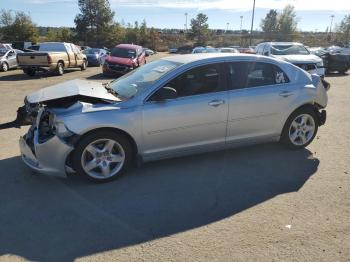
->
0, 143, 319, 261
86, 73, 119, 81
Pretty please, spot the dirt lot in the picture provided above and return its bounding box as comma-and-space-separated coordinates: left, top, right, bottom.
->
0, 53, 349, 262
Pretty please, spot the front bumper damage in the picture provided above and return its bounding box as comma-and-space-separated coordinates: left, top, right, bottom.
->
19, 119, 74, 178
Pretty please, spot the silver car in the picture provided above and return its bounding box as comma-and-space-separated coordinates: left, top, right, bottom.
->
19, 53, 328, 182
0, 49, 23, 72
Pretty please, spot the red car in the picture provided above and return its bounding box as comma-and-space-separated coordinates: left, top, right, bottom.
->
103, 44, 146, 76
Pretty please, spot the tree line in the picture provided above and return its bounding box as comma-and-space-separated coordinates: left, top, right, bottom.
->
0, 1, 349, 49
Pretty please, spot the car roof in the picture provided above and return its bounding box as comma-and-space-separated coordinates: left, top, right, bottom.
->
116, 44, 141, 50
161, 53, 287, 64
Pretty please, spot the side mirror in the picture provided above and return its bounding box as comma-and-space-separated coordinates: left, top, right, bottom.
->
153, 87, 177, 101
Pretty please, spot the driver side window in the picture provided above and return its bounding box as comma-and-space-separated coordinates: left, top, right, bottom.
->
161, 63, 224, 98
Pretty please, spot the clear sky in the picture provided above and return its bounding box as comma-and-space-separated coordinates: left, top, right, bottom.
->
1, 0, 349, 32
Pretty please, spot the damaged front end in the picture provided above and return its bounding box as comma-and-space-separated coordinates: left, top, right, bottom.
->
19, 107, 76, 177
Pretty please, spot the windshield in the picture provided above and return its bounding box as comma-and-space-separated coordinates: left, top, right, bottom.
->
111, 47, 136, 58
110, 59, 182, 100
85, 48, 101, 54
271, 44, 310, 55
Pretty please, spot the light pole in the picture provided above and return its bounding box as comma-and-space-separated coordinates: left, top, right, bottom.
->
250, 0, 256, 46
185, 13, 188, 32
226, 22, 230, 32
240, 16, 243, 33
329, 15, 334, 34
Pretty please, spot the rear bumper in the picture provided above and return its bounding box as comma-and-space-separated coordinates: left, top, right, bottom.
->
19, 128, 73, 178
21, 65, 57, 71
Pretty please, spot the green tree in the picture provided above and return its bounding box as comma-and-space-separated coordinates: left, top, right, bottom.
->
46, 28, 57, 41
260, 9, 278, 40
74, 0, 115, 46
337, 15, 350, 44
0, 9, 38, 42
277, 5, 298, 41
190, 13, 210, 45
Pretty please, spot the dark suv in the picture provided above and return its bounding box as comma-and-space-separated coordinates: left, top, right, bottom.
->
103, 44, 146, 76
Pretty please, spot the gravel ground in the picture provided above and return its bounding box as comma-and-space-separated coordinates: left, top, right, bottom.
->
0, 54, 349, 262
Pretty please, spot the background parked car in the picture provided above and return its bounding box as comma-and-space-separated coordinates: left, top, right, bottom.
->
0, 49, 23, 72
83, 48, 108, 66
103, 44, 146, 76
309, 47, 350, 74
143, 48, 155, 56
11, 41, 35, 51
168, 47, 178, 53
0, 43, 12, 50
255, 42, 325, 77
192, 46, 218, 53
17, 42, 87, 76
219, 47, 239, 53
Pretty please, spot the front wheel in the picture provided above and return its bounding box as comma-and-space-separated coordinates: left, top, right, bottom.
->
1, 62, 9, 72
281, 107, 319, 149
73, 130, 133, 183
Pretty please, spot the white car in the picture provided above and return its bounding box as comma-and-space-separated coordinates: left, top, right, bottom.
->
255, 42, 325, 77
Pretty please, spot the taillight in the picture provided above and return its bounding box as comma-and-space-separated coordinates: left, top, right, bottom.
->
47, 55, 52, 64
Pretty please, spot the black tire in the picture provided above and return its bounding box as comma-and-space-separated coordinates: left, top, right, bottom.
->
1, 62, 9, 72
280, 107, 319, 149
24, 68, 36, 76
73, 130, 133, 183
56, 62, 64, 75
81, 60, 87, 70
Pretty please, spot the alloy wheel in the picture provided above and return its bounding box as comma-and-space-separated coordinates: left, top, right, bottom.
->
289, 114, 316, 146
81, 138, 125, 179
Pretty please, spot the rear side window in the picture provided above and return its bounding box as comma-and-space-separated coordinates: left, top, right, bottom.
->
228, 62, 289, 89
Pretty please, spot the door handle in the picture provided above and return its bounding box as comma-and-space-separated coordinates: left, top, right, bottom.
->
279, 91, 294, 98
208, 100, 225, 107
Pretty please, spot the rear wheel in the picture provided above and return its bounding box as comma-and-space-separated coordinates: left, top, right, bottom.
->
81, 60, 87, 70
56, 62, 64, 75
73, 130, 133, 183
281, 107, 319, 149
1, 62, 9, 72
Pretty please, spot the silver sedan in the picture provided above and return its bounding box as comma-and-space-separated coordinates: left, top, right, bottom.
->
19, 53, 328, 182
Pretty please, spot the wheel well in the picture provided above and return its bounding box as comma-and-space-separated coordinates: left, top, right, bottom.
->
57, 60, 64, 67
80, 127, 138, 155
65, 127, 138, 171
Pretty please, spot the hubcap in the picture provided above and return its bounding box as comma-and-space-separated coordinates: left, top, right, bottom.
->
289, 114, 315, 146
81, 139, 125, 179
2, 63, 8, 71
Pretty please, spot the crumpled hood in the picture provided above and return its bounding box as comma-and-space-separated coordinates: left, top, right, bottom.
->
272, 54, 322, 64
26, 79, 120, 104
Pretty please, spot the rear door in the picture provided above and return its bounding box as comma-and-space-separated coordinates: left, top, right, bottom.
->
226, 61, 296, 143
66, 44, 77, 67
142, 63, 229, 157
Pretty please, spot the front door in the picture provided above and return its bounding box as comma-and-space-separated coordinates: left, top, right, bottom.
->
142, 63, 229, 158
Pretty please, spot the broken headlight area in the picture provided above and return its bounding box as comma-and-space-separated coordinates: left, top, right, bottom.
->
38, 110, 75, 143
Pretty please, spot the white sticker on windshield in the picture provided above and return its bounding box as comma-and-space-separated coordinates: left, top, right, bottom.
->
153, 66, 170, 73
276, 72, 286, 84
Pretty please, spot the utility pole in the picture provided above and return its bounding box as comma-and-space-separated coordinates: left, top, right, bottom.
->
249, 0, 256, 46
185, 13, 188, 32
329, 15, 334, 35
240, 16, 243, 33
226, 22, 230, 32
